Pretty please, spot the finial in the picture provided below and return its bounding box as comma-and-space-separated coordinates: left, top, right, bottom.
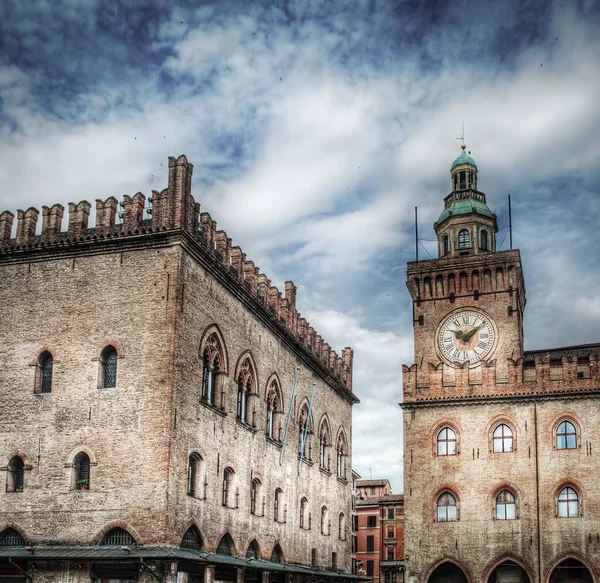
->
456, 121, 466, 149
461, 143, 466, 150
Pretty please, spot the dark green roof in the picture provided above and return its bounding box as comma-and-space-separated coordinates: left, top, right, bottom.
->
438, 199, 494, 224
451, 150, 477, 170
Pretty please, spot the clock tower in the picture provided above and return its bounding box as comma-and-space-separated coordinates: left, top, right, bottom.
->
407, 144, 526, 384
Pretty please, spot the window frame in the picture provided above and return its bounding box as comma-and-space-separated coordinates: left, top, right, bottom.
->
494, 489, 518, 520
458, 229, 471, 249
557, 485, 580, 518
436, 491, 458, 522
6, 456, 25, 493
222, 467, 234, 507
491, 422, 516, 454
554, 418, 579, 450
73, 451, 91, 491
366, 535, 374, 552
98, 345, 118, 389
480, 229, 488, 250
436, 426, 458, 456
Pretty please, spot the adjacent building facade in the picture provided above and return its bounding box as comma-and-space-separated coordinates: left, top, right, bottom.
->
0, 155, 358, 582
402, 145, 599, 583
355, 480, 405, 583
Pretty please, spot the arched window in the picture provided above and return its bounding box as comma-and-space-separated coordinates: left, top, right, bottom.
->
7, 456, 24, 493
480, 229, 488, 250
437, 427, 457, 456
300, 497, 308, 529
74, 452, 90, 490
458, 229, 470, 249
202, 333, 223, 406
321, 506, 328, 535
0, 529, 25, 546
558, 486, 579, 518
336, 432, 347, 479
266, 380, 281, 440
222, 467, 233, 507
493, 424, 514, 453
496, 489, 517, 519
188, 453, 202, 497
216, 533, 234, 555
556, 420, 577, 450
274, 488, 283, 522
339, 513, 346, 540
181, 526, 203, 550
437, 492, 457, 522
270, 544, 283, 563
443, 235, 449, 255
246, 539, 260, 558
36, 351, 53, 393
319, 420, 330, 470
237, 358, 254, 425
298, 404, 313, 461
251, 478, 261, 515
99, 345, 118, 389
99, 528, 134, 546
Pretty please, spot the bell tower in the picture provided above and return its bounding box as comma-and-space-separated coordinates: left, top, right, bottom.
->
406, 145, 526, 383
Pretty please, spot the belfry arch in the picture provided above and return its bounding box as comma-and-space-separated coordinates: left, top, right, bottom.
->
426, 561, 469, 583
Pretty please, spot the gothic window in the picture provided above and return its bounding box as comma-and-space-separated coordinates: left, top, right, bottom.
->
558, 487, 579, 518
437, 427, 457, 456
99, 345, 118, 388
99, 528, 134, 546
496, 489, 517, 519
246, 539, 260, 558
222, 467, 234, 506
216, 533, 234, 555
274, 488, 283, 521
493, 424, 514, 453
298, 404, 313, 461
480, 229, 489, 250
321, 506, 329, 535
181, 526, 202, 550
437, 492, 458, 522
319, 419, 330, 470
458, 229, 470, 249
443, 235, 449, 255
6, 456, 24, 493
300, 497, 308, 529
270, 544, 283, 563
266, 379, 281, 440
74, 452, 90, 490
236, 358, 255, 425
251, 478, 261, 515
35, 351, 53, 393
201, 333, 223, 406
0, 529, 25, 546
187, 453, 202, 497
336, 432, 347, 479
556, 420, 577, 450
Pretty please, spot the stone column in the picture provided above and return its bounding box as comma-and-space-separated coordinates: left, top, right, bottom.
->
204, 565, 215, 583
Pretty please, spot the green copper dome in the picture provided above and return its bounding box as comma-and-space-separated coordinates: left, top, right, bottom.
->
451, 150, 477, 170
438, 199, 494, 224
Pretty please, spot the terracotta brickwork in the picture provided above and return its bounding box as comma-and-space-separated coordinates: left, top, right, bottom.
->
0, 155, 357, 579
402, 150, 600, 583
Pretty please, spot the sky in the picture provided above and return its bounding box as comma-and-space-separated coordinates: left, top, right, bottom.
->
1, 0, 599, 492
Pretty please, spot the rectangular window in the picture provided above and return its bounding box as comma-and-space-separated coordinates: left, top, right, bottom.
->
367, 535, 374, 552
387, 508, 394, 520
353, 515, 358, 531
367, 561, 374, 577
332, 552, 337, 571
311, 548, 317, 567
370, 487, 375, 494
387, 548, 394, 560
387, 526, 394, 539
367, 516, 377, 528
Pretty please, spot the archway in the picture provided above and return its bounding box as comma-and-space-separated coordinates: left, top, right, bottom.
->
428, 562, 468, 583
488, 561, 531, 583
549, 558, 593, 583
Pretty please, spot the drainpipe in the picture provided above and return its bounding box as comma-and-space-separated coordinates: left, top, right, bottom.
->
533, 402, 542, 583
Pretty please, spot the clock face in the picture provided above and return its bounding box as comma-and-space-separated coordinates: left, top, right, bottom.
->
437, 310, 495, 365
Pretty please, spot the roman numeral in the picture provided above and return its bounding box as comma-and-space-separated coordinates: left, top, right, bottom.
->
480, 333, 489, 339
477, 341, 487, 349
462, 315, 469, 324
452, 320, 460, 328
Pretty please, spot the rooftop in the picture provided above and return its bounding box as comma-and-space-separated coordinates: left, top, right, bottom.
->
524, 343, 600, 361
356, 479, 390, 487
357, 494, 404, 506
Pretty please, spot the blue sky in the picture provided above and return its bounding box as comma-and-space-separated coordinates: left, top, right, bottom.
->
1, 0, 599, 491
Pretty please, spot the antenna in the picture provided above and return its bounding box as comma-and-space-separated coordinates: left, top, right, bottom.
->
368, 467, 373, 479
508, 194, 513, 249
415, 207, 419, 262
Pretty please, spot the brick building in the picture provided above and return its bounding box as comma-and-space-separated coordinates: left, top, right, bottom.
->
0, 155, 359, 582
355, 481, 404, 583
402, 145, 600, 583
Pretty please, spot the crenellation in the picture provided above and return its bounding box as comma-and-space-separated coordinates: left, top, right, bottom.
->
41, 204, 65, 242
16, 207, 40, 247
215, 230, 230, 267
94, 198, 117, 234
322, 342, 330, 368
243, 260, 258, 295
122, 192, 145, 233
67, 201, 91, 239
315, 334, 323, 358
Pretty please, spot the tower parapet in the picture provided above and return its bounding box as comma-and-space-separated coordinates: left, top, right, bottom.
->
0, 155, 355, 395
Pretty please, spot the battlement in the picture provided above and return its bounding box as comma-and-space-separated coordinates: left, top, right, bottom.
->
402, 347, 600, 404
0, 155, 354, 393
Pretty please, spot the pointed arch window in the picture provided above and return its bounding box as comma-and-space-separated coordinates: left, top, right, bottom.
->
0, 529, 25, 546
556, 420, 577, 450
99, 528, 134, 546
300, 497, 308, 529
558, 486, 579, 518
437, 427, 457, 456
458, 229, 470, 249
202, 333, 223, 406
216, 533, 234, 555
36, 351, 53, 393
298, 405, 313, 461
493, 424, 514, 453
495, 489, 517, 520
266, 380, 280, 440
222, 467, 233, 507
246, 540, 260, 558
436, 492, 457, 522
6, 456, 25, 493
181, 526, 202, 550
319, 421, 330, 470
274, 488, 283, 522
99, 345, 118, 389
270, 544, 283, 563
237, 358, 254, 425
251, 478, 261, 515
336, 433, 347, 479
480, 229, 489, 250
74, 452, 90, 490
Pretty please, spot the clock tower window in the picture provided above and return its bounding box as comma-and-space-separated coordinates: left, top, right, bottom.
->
480, 230, 489, 250
443, 235, 449, 255
458, 229, 470, 249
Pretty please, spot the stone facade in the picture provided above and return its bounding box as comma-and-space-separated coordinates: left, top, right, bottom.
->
0, 155, 358, 582
402, 148, 600, 583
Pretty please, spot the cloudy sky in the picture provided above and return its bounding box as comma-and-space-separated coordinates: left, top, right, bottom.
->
1, 0, 599, 491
